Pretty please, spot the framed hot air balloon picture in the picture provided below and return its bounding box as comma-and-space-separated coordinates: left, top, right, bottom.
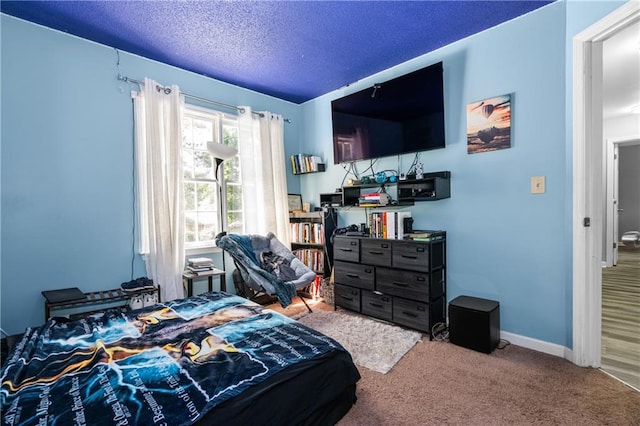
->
467, 94, 512, 154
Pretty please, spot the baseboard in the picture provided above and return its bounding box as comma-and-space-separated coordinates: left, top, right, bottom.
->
500, 331, 570, 359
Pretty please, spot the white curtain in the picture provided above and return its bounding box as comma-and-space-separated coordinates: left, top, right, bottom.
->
133, 77, 185, 302
237, 107, 290, 245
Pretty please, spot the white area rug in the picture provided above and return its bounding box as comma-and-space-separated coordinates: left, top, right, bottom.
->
297, 309, 422, 374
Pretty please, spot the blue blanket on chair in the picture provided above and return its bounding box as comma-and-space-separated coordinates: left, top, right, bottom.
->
216, 233, 296, 307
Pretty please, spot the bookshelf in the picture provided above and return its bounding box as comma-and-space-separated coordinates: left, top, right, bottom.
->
290, 154, 326, 175
289, 209, 337, 277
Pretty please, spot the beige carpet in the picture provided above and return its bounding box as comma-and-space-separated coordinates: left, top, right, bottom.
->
339, 328, 640, 425
271, 300, 640, 425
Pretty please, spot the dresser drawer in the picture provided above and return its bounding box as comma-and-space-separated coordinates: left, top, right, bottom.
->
334, 261, 375, 290
361, 291, 392, 321
361, 239, 392, 267
335, 284, 361, 312
392, 241, 430, 272
334, 237, 360, 262
393, 297, 446, 334
376, 267, 444, 302
392, 298, 431, 332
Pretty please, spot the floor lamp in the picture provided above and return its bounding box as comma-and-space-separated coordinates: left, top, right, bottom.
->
207, 141, 238, 274
207, 141, 238, 182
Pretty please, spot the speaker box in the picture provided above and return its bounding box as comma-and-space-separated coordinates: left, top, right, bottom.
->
449, 296, 500, 354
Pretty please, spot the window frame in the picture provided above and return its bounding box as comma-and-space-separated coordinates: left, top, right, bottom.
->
182, 104, 240, 253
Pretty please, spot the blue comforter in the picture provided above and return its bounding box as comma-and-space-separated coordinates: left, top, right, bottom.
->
0, 293, 345, 426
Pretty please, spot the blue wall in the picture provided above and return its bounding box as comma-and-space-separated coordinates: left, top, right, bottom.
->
0, 15, 301, 335
1, 0, 625, 344
298, 0, 624, 348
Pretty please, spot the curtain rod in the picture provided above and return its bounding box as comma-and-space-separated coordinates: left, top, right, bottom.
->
118, 74, 291, 123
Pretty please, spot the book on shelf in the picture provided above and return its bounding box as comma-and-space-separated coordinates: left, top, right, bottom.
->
293, 248, 324, 273
290, 222, 324, 245
187, 257, 215, 267
406, 230, 446, 241
186, 265, 215, 273
358, 192, 390, 207
290, 154, 324, 174
368, 211, 412, 239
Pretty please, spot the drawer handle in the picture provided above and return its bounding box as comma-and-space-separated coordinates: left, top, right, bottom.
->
417, 247, 425, 252
392, 282, 409, 287
350, 241, 358, 246
342, 296, 354, 301
369, 250, 384, 255
339, 248, 353, 252
401, 254, 417, 259
346, 273, 359, 278
402, 311, 418, 318
369, 303, 383, 308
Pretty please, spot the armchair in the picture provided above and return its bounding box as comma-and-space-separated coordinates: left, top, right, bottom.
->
215, 232, 316, 312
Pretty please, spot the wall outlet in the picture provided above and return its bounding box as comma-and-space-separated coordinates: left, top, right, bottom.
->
531, 176, 545, 194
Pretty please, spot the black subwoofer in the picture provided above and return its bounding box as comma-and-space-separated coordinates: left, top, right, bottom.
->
449, 295, 500, 353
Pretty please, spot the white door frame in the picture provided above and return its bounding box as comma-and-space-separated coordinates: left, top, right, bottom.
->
572, 1, 639, 367
605, 139, 620, 267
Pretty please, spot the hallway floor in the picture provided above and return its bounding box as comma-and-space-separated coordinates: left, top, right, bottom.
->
601, 244, 640, 390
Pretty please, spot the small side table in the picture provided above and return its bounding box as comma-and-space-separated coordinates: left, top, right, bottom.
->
183, 268, 226, 297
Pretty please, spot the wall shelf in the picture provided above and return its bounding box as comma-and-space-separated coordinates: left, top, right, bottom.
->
322, 171, 451, 208
290, 154, 325, 175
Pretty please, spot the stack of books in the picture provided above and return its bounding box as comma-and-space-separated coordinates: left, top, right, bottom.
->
406, 230, 446, 242
290, 154, 325, 174
186, 257, 215, 274
369, 211, 412, 239
358, 192, 390, 207
293, 248, 324, 273
290, 222, 324, 244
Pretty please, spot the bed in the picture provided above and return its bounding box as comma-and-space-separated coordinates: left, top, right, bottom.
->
1, 292, 360, 425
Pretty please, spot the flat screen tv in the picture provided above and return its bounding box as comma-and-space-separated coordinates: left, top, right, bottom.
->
331, 61, 445, 164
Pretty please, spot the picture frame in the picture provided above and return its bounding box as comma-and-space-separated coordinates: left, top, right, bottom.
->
287, 194, 303, 212
467, 93, 512, 154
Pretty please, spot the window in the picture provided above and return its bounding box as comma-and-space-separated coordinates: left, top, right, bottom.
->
182, 105, 243, 250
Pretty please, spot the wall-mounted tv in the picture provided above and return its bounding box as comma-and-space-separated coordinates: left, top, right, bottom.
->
331, 61, 445, 164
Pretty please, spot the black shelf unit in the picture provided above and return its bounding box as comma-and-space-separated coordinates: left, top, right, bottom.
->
324, 171, 451, 208
289, 208, 338, 277
397, 171, 451, 202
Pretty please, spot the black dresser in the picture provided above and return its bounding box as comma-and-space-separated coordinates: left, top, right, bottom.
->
333, 232, 446, 337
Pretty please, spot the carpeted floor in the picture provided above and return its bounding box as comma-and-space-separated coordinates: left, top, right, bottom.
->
271, 300, 640, 425
339, 337, 640, 425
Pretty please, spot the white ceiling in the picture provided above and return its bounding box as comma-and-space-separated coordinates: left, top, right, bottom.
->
603, 19, 640, 120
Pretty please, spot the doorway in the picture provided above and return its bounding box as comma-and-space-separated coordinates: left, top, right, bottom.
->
605, 138, 640, 267
572, 1, 639, 371
601, 139, 640, 390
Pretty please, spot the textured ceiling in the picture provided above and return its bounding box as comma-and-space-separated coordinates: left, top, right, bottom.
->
1, 1, 554, 104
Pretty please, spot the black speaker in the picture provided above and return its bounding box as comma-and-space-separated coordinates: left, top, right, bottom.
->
449, 296, 500, 354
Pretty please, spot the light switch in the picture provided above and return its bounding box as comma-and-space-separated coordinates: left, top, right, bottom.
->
531, 176, 545, 194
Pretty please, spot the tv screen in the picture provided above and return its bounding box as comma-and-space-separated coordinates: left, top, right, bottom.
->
331, 61, 445, 164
